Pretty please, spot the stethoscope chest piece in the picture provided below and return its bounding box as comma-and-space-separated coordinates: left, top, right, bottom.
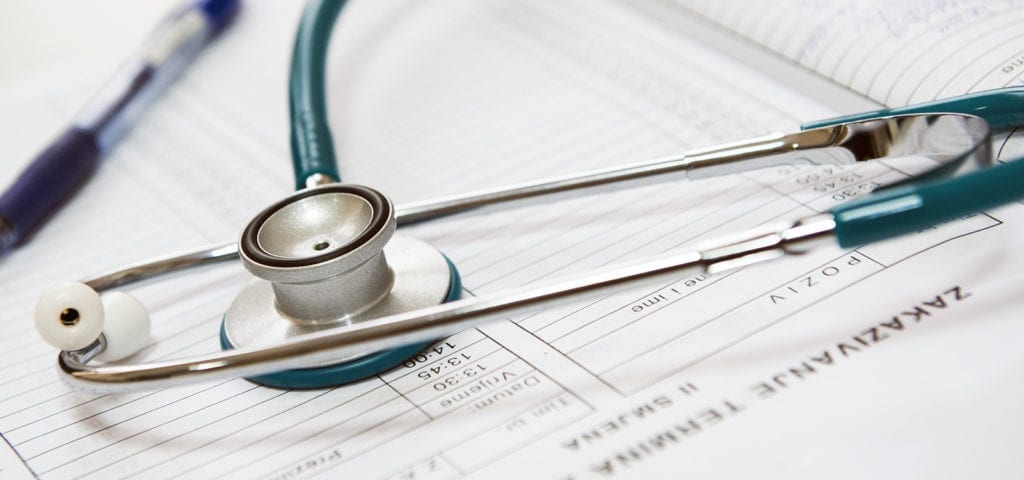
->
221, 184, 460, 389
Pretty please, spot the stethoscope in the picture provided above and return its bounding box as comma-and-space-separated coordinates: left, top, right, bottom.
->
32, 0, 1024, 393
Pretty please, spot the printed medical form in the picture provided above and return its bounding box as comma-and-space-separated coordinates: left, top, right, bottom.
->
1, 0, 1023, 478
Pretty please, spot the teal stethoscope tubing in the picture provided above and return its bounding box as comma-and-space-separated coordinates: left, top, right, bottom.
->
832, 157, 1024, 247
805, 90, 1024, 246
802, 88, 1024, 131
289, 0, 346, 188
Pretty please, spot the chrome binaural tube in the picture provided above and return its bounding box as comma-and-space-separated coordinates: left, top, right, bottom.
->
84, 243, 239, 291
395, 114, 990, 222
91, 112, 989, 289
61, 215, 836, 392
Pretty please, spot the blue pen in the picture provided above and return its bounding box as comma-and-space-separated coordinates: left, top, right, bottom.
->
0, 0, 240, 254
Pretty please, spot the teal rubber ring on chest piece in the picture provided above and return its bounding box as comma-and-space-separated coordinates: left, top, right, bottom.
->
219, 256, 462, 389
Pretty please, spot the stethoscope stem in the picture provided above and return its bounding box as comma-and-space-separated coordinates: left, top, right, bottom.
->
59, 214, 836, 393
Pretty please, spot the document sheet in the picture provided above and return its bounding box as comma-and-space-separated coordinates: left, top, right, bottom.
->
1, 0, 1022, 478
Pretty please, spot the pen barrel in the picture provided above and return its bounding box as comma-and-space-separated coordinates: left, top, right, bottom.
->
0, 128, 100, 244
74, 8, 212, 152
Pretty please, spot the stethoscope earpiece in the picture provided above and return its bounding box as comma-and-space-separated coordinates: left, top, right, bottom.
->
35, 282, 104, 352
35, 282, 151, 362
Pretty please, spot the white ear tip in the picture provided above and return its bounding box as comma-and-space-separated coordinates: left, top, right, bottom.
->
34, 282, 104, 351
95, 292, 151, 362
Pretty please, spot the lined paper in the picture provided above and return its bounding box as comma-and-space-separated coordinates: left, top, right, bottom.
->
2, 0, 1023, 479
677, 0, 1024, 105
